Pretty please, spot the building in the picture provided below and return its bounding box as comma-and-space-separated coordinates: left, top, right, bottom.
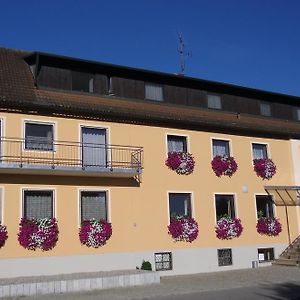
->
0, 47, 299, 278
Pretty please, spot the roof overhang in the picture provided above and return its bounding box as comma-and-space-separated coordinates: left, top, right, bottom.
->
264, 186, 300, 206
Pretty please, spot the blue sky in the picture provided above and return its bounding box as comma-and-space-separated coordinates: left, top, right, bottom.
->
1, 0, 300, 96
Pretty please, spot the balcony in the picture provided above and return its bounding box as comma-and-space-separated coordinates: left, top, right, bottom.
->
0, 137, 143, 177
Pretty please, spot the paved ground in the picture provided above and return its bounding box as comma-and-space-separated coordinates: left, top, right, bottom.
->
5, 265, 300, 300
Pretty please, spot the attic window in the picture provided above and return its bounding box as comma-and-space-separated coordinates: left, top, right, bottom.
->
260, 102, 271, 116
145, 83, 163, 101
208, 94, 222, 110
72, 71, 94, 93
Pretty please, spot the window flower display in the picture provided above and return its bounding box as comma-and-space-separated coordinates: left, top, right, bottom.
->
215, 217, 243, 240
79, 219, 112, 248
165, 152, 195, 175
256, 217, 282, 236
253, 158, 276, 180
0, 225, 8, 248
18, 218, 59, 251
211, 155, 238, 177
168, 216, 198, 243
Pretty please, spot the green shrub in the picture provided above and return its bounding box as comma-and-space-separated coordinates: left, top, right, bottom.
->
141, 260, 152, 271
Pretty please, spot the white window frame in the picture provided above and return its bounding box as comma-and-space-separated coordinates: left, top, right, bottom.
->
214, 193, 238, 222
211, 138, 232, 158
23, 120, 56, 152
78, 188, 111, 226
21, 188, 56, 219
254, 193, 276, 220
251, 142, 270, 160
167, 191, 195, 224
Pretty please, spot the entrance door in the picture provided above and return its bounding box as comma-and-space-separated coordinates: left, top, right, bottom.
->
81, 127, 107, 168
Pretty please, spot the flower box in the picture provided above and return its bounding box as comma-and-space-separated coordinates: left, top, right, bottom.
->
256, 217, 282, 236
18, 218, 59, 251
0, 225, 8, 248
211, 155, 238, 177
215, 217, 243, 240
79, 219, 112, 248
168, 216, 198, 242
253, 158, 276, 180
165, 151, 195, 175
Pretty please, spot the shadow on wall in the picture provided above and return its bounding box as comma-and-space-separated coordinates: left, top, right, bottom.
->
0, 174, 140, 187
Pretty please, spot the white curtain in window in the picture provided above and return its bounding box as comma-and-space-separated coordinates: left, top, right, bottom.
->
167, 138, 185, 152
252, 144, 267, 159
82, 127, 107, 167
24, 191, 53, 219
25, 123, 53, 150
81, 192, 107, 221
213, 140, 229, 156
145, 83, 163, 101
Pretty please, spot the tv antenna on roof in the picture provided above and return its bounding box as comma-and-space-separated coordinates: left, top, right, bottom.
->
177, 32, 191, 75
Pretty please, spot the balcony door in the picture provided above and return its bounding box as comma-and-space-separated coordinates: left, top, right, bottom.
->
81, 127, 107, 168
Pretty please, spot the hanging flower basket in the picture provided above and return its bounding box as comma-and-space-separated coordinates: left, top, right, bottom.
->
168, 216, 199, 243
18, 218, 59, 251
215, 217, 243, 240
165, 151, 195, 175
253, 158, 276, 180
211, 155, 238, 177
256, 217, 282, 236
0, 225, 8, 248
79, 219, 112, 248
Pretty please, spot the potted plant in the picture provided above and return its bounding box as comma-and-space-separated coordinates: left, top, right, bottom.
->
79, 219, 112, 248
256, 212, 282, 236
18, 217, 59, 251
253, 158, 276, 180
215, 216, 243, 240
165, 151, 195, 175
168, 216, 199, 242
0, 224, 8, 248
211, 155, 238, 177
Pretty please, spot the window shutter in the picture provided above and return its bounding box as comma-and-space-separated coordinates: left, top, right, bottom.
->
145, 83, 163, 101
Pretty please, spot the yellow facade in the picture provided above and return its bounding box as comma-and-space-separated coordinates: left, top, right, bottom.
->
0, 111, 298, 261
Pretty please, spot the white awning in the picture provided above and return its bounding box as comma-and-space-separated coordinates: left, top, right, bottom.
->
264, 186, 300, 206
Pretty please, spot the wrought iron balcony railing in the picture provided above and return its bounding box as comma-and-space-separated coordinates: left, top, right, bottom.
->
0, 137, 143, 176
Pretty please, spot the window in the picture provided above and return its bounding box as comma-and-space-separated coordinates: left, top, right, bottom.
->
208, 94, 221, 110
294, 108, 300, 121
215, 194, 235, 220
258, 248, 274, 263
252, 143, 268, 159
212, 139, 230, 157
72, 71, 94, 93
218, 249, 232, 266
260, 103, 271, 116
145, 83, 163, 101
155, 252, 173, 271
256, 195, 274, 218
169, 193, 191, 220
167, 135, 187, 153
80, 191, 107, 222
25, 122, 54, 151
23, 190, 53, 219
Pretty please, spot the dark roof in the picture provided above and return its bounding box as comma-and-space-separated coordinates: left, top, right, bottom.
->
1, 47, 300, 139
25, 50, 300, 105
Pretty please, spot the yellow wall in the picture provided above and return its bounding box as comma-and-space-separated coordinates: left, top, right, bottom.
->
0, 112, 298, 258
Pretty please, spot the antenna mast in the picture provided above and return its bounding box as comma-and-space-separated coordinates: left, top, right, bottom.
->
177, 32, 191, 75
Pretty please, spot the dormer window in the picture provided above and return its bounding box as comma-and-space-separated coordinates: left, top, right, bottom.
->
207, 94, 221, 110
145, 83, 163, 101
260, 102, 271, 116
72, 71, 94, 93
